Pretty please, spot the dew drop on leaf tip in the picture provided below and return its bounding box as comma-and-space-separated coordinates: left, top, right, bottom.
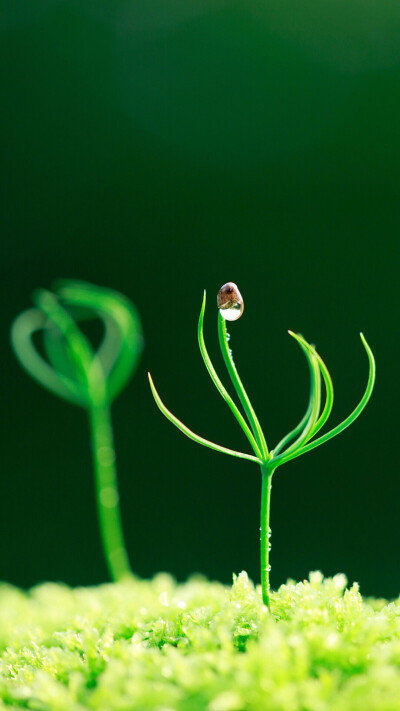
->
217, 282, 244, 321
220, 305, 242, 321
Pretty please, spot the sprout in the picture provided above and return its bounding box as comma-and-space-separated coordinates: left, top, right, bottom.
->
11, 280, 144, 582
149, 284, 375, 608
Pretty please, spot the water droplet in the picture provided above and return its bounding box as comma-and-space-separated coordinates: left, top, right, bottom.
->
97, 446, 116, 466
99, 487, 119, 508
268, 544, 272, 551
219, 304, 243, 321
217, 282, 244, 321
266, 565, 271, 572
159, 591, 169, 607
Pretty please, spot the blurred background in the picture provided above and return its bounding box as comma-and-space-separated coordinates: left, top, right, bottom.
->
1, 0, 399, 598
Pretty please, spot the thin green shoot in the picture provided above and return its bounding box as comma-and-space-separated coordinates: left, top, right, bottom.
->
149, 374, 262, 465
218, 313, 269, 460
11, 280, 143, 582
148, 283, 375, 609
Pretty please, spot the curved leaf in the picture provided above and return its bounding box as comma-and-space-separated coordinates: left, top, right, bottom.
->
274, 333, 375, 467
10, 308, 87, 406
148, 373, 262, 465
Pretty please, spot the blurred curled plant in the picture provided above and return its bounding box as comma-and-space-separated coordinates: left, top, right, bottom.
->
149, 284, 375, 609
11, 280, 143, 581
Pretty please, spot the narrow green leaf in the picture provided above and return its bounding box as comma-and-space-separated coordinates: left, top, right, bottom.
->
293, 333, 334, 441
218, 313, 269, 460
272, 401, 313, 457
272, 332, 321, 460
55, 280, 143, 402
198, 292, 262, 460
43, 323, 80, 383
10, 308, 87, 406
34, 289, 94, 387
35, 289, 112, 409
272, 340, 316, 456
96, 315, 124, 377
148, 373, 262, 465
274, 333, 375, 467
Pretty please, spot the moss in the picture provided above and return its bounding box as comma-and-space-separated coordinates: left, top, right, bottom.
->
0, 572, 399, 710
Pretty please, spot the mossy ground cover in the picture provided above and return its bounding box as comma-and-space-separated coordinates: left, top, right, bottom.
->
1, 572, 400, 711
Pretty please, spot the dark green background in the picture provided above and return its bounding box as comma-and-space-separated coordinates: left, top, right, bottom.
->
1, 1, 399, 597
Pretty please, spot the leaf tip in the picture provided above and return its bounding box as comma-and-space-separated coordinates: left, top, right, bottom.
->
359, 332, 370, 351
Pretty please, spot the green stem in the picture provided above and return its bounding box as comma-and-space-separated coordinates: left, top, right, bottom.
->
89, 401, 132, 581
218, 314, 269, 460
260, 463, 274, 608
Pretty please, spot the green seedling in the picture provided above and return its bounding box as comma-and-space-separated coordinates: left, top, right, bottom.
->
149, 283, 375, 608
11, 280, 143, 582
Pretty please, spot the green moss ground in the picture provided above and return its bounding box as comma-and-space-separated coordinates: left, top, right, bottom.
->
1, 571, 400, 710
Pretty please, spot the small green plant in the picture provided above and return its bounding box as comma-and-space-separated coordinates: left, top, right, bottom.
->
11, 280, 143, 582
2, 572, 400, 711
149, 283, 376, 608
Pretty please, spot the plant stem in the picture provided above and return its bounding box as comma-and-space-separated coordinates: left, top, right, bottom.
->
260, 463, 274, 608
89, 400, 131, 581
218, 314, 269, 460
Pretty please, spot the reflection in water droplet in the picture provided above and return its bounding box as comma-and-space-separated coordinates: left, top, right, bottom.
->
219, 304, 243, 322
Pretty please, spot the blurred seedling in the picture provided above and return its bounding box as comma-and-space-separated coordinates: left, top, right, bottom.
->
11, 280, 143, 581
149, 282, 375, 608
